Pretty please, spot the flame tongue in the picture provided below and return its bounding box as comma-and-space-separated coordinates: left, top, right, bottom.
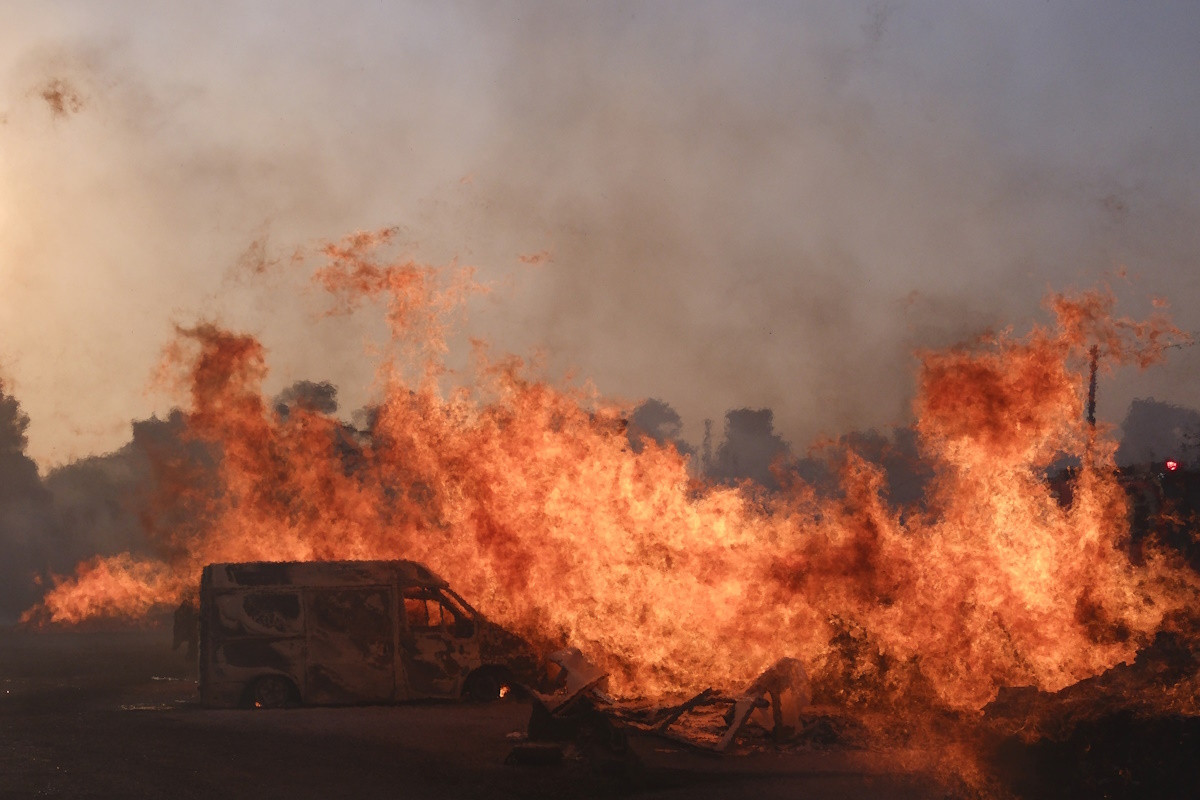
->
27, 235, 1199, 710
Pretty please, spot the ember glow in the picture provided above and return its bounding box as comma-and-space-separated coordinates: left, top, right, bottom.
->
25, 232, 1200, 711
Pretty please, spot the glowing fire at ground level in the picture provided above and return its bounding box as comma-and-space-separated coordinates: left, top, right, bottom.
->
21, 233, 1200, 738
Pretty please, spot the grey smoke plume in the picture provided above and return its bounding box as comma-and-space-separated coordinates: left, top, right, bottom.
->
1, 1, 1199, 475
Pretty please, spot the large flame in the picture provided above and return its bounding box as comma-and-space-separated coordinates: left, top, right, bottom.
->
26, 232, 1199, 710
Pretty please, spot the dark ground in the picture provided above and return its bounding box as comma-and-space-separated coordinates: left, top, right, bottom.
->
980, 631, 1200, 800
0, 626, 951, 800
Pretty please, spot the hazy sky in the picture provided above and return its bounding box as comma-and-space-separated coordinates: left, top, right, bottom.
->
3, 1, 1200, 468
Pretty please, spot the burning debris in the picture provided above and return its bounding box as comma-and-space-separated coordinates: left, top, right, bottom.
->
610, 656, 812, 751
507, 649, 813, 778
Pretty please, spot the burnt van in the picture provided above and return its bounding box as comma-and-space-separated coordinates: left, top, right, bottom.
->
198, 560, 538, 708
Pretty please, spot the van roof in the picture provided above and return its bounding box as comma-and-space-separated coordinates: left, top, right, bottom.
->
202, 559, 448, 590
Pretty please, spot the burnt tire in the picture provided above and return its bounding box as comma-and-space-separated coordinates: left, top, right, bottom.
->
464, 669, 505, 702
248, 675, 295, 709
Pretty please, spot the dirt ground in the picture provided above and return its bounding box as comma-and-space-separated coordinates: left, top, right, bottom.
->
0, 626, 956, 800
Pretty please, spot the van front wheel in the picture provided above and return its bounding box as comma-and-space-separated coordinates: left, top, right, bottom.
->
464, 668, 506, 702
248, 675, 295, 709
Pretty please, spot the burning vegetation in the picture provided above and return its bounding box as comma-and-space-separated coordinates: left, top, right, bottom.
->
22, 230, 1200, 738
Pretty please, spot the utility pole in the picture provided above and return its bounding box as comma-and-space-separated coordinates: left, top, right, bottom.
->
1086, 345, 1099, 430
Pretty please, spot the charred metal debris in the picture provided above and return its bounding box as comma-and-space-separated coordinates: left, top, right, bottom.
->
505, 648, 816, 766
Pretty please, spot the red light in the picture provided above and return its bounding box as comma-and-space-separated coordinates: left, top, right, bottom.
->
1165, 460, 1179, 471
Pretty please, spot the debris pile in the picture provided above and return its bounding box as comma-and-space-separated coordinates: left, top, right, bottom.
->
506, 649, 817, 767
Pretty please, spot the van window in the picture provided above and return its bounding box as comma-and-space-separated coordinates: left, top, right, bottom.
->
403, 594, 433, 629
403, 589, 473, 637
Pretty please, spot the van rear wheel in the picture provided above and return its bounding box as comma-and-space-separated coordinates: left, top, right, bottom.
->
248, 675, 295, 709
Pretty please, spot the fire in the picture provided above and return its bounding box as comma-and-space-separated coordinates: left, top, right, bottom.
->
25, 232, 1200, 712
28, 553, 186, 624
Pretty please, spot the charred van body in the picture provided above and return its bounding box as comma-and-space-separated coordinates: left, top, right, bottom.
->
198, 559, 538, 708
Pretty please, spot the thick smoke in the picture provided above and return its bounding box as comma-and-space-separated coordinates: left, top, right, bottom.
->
2, 2, 1200, 468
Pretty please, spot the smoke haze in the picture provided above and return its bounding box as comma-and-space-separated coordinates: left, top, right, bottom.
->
2, 1, 1200, 469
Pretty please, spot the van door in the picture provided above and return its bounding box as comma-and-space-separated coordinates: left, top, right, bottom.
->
304, 586, 395, 704
398, 588, 480, 698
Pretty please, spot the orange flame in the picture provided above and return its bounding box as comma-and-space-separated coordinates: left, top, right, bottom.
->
23, 553, 186, 624
28, 233, 1200, 711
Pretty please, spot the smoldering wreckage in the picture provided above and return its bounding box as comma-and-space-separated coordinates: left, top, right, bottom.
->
192, 558, 815, 765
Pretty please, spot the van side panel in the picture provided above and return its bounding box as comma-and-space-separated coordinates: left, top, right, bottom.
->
199, 560, 511, 707
303, 586, 395, 704
200, 585, 306, 707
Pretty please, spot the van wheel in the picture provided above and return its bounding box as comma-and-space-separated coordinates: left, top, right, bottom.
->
248, 675, 295, 709
464, 669, 505, 702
